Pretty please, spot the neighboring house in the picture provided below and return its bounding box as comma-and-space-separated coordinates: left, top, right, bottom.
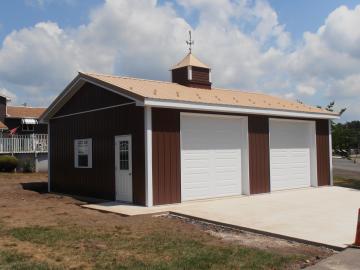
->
40, 52, 339, 206
0, 95, 47, 135
0, 95, 48, 172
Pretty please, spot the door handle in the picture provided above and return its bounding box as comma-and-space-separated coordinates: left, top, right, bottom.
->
129, 173, 132, 176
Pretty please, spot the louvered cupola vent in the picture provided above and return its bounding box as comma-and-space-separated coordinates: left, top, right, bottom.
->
170, 52, 212, 89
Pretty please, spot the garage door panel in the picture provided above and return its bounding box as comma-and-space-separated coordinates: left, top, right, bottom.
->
270, 120, 315, 191
184, 181, 210, 189
181, 114, 243, 201
183, 159, 209, 169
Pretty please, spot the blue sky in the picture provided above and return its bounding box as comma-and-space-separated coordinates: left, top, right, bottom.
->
268, 0, 360, 40
1, 0, 357, 42
0, 0, 103, 41
0, 0, 359, 121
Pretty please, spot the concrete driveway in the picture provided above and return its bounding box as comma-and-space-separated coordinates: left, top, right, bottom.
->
84, 186, 360, 249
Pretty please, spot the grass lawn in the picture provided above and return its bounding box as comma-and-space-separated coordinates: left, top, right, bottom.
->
0, 225, 299, 270
334, 176, 360, 190
0, 173, 330, 269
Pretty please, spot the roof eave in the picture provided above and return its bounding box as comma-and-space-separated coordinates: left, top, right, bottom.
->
40, 74, 83, 123
144, 98, 340, 120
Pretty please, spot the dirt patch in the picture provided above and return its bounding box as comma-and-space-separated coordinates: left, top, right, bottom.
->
0, 173, 335, 269
166, 214, 335, 268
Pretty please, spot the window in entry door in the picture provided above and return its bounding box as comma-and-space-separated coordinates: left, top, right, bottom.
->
119, 141, 129, 170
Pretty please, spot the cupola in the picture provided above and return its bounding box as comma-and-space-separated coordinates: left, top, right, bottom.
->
170, 31, 212, 89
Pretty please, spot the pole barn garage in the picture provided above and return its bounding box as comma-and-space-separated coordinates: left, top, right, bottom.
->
40, 52, 338, 207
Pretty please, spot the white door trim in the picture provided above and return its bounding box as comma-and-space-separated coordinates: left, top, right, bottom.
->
180, 112, 249, 202
269, 118, 318, 191
115, 135, 133, 202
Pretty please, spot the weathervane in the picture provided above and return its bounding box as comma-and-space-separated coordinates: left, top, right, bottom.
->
186, 30, 194, 53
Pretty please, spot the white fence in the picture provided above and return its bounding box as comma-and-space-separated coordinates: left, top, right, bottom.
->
0, 134, 48, 154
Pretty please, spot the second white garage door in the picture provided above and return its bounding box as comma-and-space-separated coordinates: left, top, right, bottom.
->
269, 119, 317, 191
181, 113, 246, 201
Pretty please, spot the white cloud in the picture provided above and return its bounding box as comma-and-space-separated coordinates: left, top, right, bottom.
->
251, 0, 290, 48
0, 87, 17, 103
284, 92, 295, 99
0, 0, 359, 121
286, 4, 360, 120
1, 0, 291, 106
329, 74, 360, 97
321, 5, 360, 58
0, 21, 113, 106
297, 84, 316, 96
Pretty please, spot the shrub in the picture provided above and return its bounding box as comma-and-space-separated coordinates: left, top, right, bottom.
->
0, 155, 18, 172
22, 159, 35, 173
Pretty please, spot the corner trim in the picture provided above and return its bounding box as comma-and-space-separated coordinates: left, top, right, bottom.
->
329, 120, 333, 186
47, 122, 51, 193
144, 106, 153, 207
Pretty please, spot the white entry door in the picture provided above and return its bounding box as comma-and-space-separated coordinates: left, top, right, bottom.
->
181, 113, 244, 201
115, 135, 133, 202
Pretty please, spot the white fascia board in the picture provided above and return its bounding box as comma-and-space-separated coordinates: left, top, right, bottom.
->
144, 98, 340, 120
39, 76, 83, 123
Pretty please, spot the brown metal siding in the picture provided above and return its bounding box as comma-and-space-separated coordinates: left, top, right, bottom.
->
248, 116, 270, 194
50, 85, 145, 204
171, 67, 211, 89
152, 108, 181, 205
55, 82, 132, 117
192, 67, 210, 83
171, 67, 188, 86
316, 120, 330, 186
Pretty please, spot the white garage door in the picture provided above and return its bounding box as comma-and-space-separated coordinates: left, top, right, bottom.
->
269, 119, 317, 191
181, 114, 244, 201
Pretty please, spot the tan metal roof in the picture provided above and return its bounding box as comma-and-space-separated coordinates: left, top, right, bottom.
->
171, 53, 210, 70
0, 121, 7, 130
81, 72, 336, 116
7, 106, 46, 119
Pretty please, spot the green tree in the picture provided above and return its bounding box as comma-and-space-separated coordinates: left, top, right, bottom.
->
317, 101, 350, 156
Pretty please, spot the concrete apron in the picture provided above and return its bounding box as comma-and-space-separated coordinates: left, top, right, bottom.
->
305, 248, 360, 270
82, 186, 360, 250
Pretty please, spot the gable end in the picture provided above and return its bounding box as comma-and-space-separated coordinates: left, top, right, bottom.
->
55, 83, 135, 117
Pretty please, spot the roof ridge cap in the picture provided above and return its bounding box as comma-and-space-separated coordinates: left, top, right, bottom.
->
83, 72, 174, 85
